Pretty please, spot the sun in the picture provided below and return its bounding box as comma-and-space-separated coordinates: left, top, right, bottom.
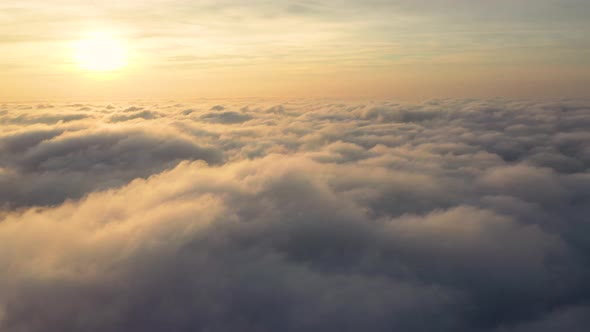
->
73, 33, 128, 72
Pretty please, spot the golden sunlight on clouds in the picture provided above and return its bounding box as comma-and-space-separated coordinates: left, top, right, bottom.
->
1, 1, 590, 331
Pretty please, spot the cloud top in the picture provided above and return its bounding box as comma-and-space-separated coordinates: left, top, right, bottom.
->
0, 98, 589, 331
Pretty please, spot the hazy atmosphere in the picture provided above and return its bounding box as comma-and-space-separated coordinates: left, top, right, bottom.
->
1, 1, 590, 332
2, 0, 590, 100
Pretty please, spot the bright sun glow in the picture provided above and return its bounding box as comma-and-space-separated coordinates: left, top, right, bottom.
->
73, 33, 128, 71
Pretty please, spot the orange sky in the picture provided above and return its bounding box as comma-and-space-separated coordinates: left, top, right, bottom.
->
1, 0, 589, 100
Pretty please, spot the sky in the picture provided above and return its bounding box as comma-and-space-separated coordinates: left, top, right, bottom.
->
1, 0, 590, 100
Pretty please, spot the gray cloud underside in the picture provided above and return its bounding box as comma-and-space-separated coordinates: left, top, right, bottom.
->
0, 99, 590, 332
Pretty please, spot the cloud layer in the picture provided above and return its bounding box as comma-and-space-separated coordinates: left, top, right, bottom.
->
1, 99, 589, 331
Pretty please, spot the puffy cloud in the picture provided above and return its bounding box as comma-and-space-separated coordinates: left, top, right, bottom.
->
0, 99, 589, 331
199, 111, 253, 124
0, 107, 223, 208
110, 110, 162, 123
210, 105, 226, 111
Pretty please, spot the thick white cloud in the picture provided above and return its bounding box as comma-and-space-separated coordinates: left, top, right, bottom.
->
0, 99, 589, 331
